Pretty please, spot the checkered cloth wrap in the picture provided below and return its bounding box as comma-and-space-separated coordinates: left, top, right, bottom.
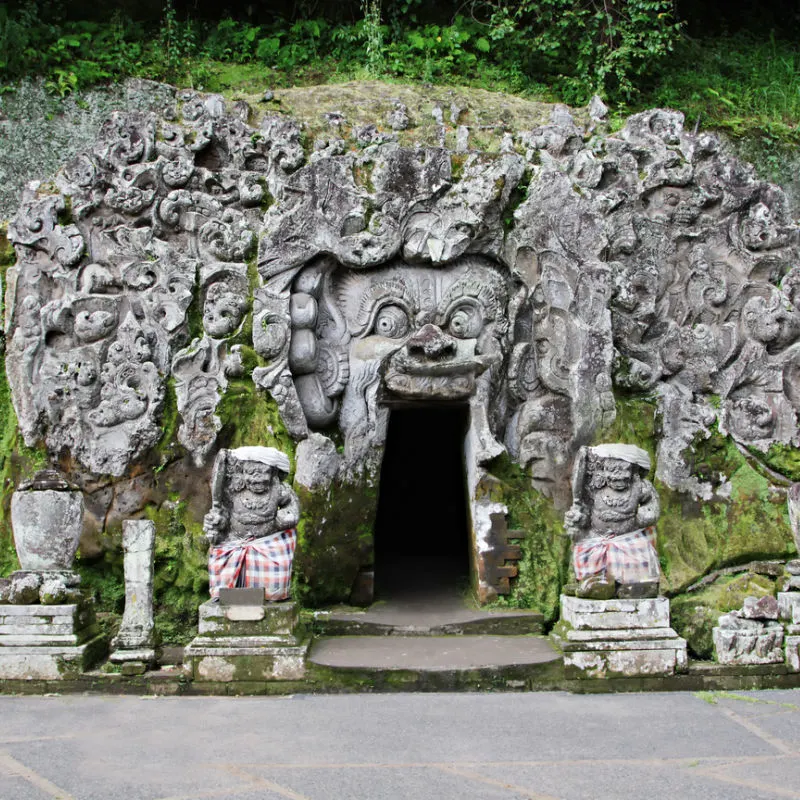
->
572, 526, 660, 584
208, 528, 297, 600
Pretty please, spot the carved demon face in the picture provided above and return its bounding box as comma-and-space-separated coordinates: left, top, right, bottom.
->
334, 258, 508, 402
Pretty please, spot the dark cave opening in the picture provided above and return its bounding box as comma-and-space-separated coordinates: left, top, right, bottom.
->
374, 405, 471, 600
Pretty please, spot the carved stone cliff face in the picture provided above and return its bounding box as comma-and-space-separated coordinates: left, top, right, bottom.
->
5, 89, 800, 604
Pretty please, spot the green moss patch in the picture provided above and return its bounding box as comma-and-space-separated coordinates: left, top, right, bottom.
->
487, 454, 569, 623
293, 475, 377, 607
670, 572, 777, 658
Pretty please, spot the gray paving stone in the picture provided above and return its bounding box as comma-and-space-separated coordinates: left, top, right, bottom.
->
309, 635, 559, 669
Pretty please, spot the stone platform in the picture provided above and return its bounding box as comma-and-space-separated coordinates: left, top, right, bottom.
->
184, 600, 309, 682
0, 601, 105, 680
551, 595, 688, 678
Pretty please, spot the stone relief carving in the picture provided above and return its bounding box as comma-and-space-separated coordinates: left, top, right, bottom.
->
204, 447, 299, 601
5, 95, 799, 526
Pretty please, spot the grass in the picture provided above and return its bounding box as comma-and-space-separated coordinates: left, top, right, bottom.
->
639, 34, 800, 142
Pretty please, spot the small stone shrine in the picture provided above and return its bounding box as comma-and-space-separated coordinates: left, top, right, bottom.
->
553, 445, 688, 677
184, 447, 308, 682
0, 472, 103, 679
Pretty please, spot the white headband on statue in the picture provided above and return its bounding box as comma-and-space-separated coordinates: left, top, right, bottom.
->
590, 443, 651, 471
229, 446, 290, 474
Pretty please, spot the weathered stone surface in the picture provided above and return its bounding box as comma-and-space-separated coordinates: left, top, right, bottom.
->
789, 484, 800, 552
0, 601, 103, 679
294, 433, 341, 491
11, 476, 83, 571
560, 596, 670, 630
741, 594, 780, 620
786, 633, 800, 672
185, 600, 307, 681
778, 592, 800, 623
554, 594, 687, 677
563, 646, 686, 678
713, 617, 784, 665
110, 520, 156, 658
5, 85, 800, 616
197, 599, 299, 638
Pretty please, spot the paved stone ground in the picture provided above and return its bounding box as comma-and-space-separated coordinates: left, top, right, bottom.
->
310, 635, 559, 669
0, 690, 798, 799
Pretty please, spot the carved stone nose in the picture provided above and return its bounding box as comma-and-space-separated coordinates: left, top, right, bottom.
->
407, 323, 457, 359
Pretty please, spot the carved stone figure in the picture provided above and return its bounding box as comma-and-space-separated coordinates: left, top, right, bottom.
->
172, 265, 248, 464
565, 444, 661, 600
204, 447, 299, 601
296, 257, 511, 466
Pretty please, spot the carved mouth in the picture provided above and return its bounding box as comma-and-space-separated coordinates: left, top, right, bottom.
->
384, 372, 475, 399
390, 351, 497, 377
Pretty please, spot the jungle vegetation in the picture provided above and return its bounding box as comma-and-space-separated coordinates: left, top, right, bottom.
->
0, 0, 798, 145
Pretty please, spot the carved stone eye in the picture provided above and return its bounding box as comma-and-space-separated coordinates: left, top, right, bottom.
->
447, 304, 482, 339
373, 305, 409, 338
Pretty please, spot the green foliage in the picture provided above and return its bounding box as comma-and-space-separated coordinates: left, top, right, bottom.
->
471, 0, 681, 101
640, 34, 800, 144
487, 454, 569, 621
148, 498, 209, 644
1, 1, 797, 148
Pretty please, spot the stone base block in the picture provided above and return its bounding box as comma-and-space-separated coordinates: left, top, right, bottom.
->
0, 634, 106, 679
553, 595, 687, 678
563, 645, 687, 678
0, 602, 104, 679
184, 641, 309, 682
778, 592, 800, 624
713, 624, 784, 665
109, 647, 157, 666
785, 633, 800, 673
185, 600, 308, 681
560, 595, 671, 630
198, 599, 300, 638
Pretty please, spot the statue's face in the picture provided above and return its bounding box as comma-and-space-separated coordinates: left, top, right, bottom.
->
203, 282, 246, 338
589, 458, 634, 492
231, 461, 275, 494
335, 259, 508, 401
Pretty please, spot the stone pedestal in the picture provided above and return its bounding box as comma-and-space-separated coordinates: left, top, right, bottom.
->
184, 600, 308, 682
779, 591, 800, 672
552, 595, 688, 678
0, 601, 105, 679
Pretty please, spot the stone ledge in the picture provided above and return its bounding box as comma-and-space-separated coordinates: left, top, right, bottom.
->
560, 596, 670, 630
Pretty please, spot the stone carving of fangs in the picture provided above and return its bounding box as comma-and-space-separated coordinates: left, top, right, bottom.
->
5, 89, 800, 605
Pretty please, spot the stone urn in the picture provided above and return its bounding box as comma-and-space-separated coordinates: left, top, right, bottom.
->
10, 471, 84, 571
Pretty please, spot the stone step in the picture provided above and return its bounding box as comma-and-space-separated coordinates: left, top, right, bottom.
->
311, 608, 545, 637
308, 635, 559, 672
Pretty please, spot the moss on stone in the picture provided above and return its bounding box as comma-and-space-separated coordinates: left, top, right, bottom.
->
670, 572, 777, 658
147, 497, 209, 644
487, 454, 569, 622
293, 474, 377, 608
758, 443, 800, 482
216, 379, 295, 464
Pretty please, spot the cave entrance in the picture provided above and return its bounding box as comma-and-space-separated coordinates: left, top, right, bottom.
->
374, 405, 471, 602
